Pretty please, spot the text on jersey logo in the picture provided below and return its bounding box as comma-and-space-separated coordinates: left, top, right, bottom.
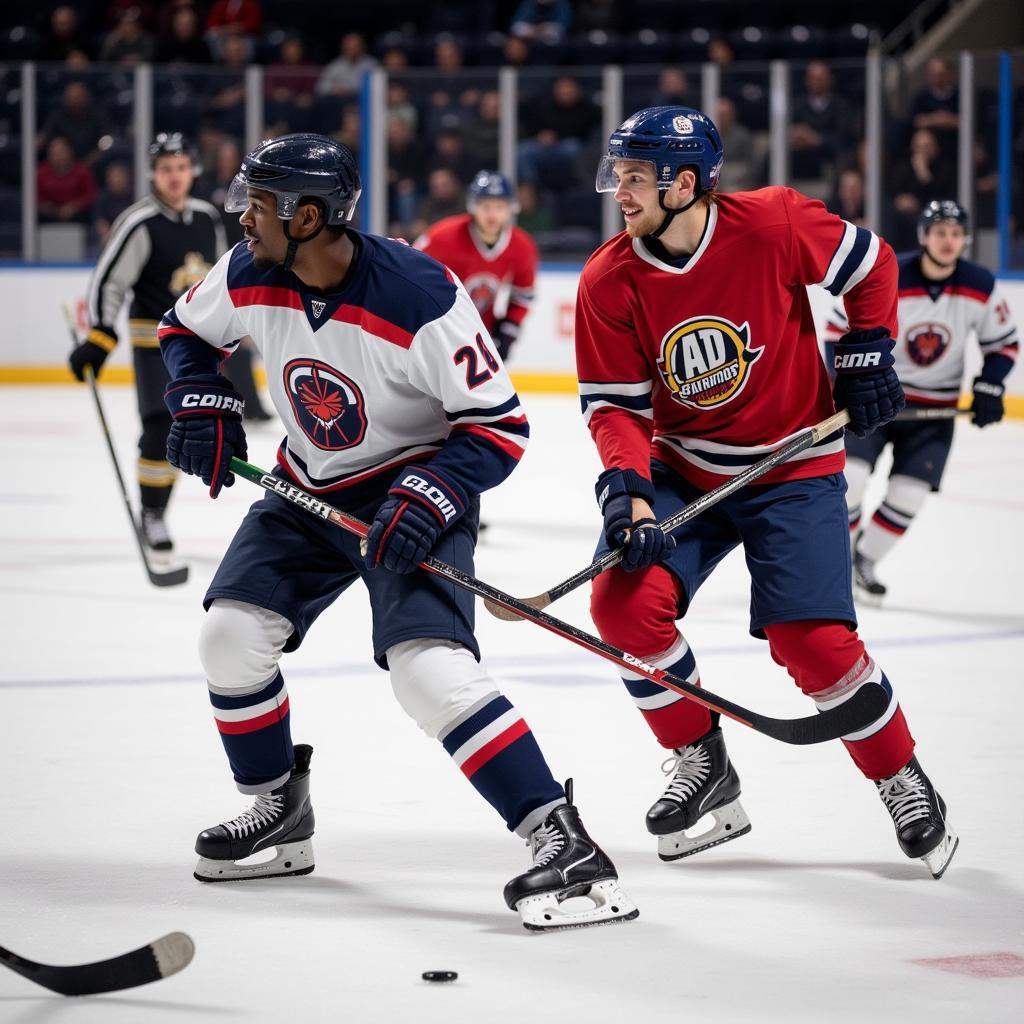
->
657, 315, 763, 410
284, 358, 368, 452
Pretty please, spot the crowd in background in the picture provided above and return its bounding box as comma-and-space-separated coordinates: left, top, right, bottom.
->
1, 0, 1021, 261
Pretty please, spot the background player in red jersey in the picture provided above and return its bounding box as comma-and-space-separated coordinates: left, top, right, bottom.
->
575, 106, 957, 878
414, 170, 538, 364
824, 199, 1019, 601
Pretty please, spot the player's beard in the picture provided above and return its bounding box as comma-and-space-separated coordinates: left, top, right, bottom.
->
625, 206, 664, 238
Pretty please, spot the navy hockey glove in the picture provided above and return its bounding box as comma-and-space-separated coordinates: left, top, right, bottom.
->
832, 327, 905, 438
492, 319, 519, 362
164, 374, 247, 498
68, 326, 117, 381
970, 377, 1004, 428
595, 467, 675, 572
365, 465, 469, 574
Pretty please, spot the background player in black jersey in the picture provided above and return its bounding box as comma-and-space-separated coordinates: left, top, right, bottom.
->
68, 133, 241, 555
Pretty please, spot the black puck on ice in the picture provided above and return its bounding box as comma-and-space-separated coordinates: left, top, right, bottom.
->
422, 970, 458, 983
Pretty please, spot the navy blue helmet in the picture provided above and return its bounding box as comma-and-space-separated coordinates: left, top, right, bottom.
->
468, 170, 518, 212
917, 199, 970, 245
596, 106, 725, 196
224, 133, 361, 226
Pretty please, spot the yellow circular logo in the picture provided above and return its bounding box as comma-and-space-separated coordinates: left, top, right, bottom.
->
657, 315, 763, 410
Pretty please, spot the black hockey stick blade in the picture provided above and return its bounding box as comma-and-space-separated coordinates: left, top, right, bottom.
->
61, 302, 188, 588
230, 459, 888, 745
0, 932, 194, 996
485, 409, 851, 620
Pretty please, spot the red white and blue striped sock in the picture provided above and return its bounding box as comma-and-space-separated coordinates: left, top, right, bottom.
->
858, 475, 930, 564
439, 693, 564, 837
208, 671, 294, 793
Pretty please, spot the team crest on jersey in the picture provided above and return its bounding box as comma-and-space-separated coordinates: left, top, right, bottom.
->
463, 272, 501, 315
284, 358, 367, 451
170, 251, 212, 296
657, 315, 763, 410
311, 300, 326, 319
905, 322, 950, 367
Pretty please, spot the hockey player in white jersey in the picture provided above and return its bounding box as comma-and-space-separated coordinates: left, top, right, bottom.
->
824, 200, 1019, 600
157, 133, 636, 931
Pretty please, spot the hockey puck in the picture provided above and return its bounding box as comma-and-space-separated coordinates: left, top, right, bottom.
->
422, 971, 458, 983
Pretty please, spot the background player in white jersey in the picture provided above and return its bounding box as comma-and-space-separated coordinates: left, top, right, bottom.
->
824, 200, 1019, 600
69, 133, 225, 555
157, 134, 635, 931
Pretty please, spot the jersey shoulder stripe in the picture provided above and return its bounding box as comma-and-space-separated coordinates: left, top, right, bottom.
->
818, 221, 879, 296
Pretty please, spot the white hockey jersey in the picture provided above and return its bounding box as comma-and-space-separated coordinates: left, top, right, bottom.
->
824, 252, 1019, 404
159, 232, 528, 504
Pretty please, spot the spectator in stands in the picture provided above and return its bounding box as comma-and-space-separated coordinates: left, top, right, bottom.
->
516, 181, 554, 235
265, 36, 318, 111
42, 5, 91, 61
651, 68, 692, 108
789, 61, 851, 182
427, 127, 478, 185
37, 135, 97, 224
890, 127, 955, 249
100, 6, 156, 64
714, 96, 757, 192
910, 57, 959, 159
204, 33, 248, 135
502, 35, 532, 67
387, 80, 418, 131
510, 0, 572, 43
317, 32, 377, 97
707, 37, 735, 68
828, 167, 866, 226
93, 161, 134, 245
330, 105, 361, 161
155, 5, 212, 64
466, 89, 501, 167
518, 75, 600, 188
38, 82, 112, 166
415, 168, 466, 229
387, 114, 426, 228
381, 45, 410, 71
575, 0, 625, 33
429, 36, 481, 115
205, 0, 263, 51
195, 138, 245, 244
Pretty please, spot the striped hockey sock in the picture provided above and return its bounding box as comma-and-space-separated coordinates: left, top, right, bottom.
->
857, 475, 930, 564
439, 694, 565, 837
208, 671, 294, 793
621, 633, 711, 749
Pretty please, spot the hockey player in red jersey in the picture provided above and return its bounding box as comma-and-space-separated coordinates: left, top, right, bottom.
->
414, 170, 537, 363
576, 106, 958, 878
824, 199, 1019, 601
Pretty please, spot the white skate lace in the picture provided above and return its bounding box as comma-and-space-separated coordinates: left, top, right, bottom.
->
224, 793, 285, 839
141, 511, 171, 547
876, 766, 932, 829
529, 822, 566, 867
660, 744, 711, 804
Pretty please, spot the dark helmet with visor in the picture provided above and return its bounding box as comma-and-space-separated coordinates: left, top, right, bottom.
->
225, 133, 361, 267
468, 169, 519, 213
917, 198, 970, 245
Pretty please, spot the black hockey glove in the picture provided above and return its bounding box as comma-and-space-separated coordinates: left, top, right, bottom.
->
595, 467, 675, 572
492, 319, 519, 362
970, 377, 1004, 428
68, 326, 117, 381
164, 374, 247, 498
365, 465, 469, 574
832, 327, 905, 438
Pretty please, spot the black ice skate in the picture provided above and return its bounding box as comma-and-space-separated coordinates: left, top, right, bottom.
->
853, 547, 887, 604
503, 780, 638, 931
647, 726, 752, 861
876, 755, 958, 879
194, 744, 315, 882
140, 509, 173, 553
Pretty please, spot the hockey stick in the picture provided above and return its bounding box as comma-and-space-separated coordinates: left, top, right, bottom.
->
0, 932, 193, 996
486, 409, 851, 620
229, 457, 888, 745
893, 406, 971, 421
61, 303, 188, 588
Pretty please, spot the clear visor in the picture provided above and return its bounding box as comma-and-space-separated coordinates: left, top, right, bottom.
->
223, 175, 361, 223
595, 156, 662, 194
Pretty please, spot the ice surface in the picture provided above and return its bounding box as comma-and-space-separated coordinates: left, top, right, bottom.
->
1, 387, 1022, 1022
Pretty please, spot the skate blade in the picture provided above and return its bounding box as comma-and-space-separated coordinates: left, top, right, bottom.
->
194, 838, 315, 882
658, 799, 752, 861
922, 824, 959, 879
854, 584, 885, 608
515, 878, 639, 932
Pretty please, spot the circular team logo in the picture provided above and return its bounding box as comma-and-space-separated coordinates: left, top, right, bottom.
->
657, 316, 763, 410
905, 322, 951, 367
463, 272, 501, 316
283, 358, 367, 451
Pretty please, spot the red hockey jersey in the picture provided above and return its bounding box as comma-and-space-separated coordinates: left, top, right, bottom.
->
576, 187, 898, 490
414, 214, 538, 333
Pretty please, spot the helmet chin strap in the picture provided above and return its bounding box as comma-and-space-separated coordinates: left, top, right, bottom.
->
648, 189, 701, 239
281, 202, 336, 271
